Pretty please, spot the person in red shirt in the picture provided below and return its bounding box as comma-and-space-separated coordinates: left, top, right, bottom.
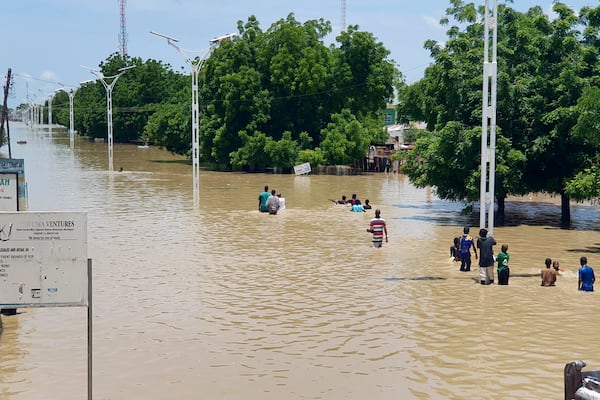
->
367, 209, 388, 248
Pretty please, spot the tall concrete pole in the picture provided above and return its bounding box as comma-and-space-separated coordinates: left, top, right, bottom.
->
479, 0, 498, 235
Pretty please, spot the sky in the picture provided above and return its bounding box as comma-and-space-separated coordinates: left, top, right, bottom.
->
0, 0, 594, 108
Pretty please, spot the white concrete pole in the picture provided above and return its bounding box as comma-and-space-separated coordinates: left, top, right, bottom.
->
480, 0, 498, 235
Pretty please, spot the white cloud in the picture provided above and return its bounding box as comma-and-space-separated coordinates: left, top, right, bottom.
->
423, 15, 442, 30
41, 70, 60, 84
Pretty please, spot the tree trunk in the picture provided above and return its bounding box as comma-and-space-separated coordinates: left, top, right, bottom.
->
561, 192, 571, 227
496, 196, 505, 226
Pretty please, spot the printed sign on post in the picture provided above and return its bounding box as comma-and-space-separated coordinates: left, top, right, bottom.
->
0, 159, 27, 211
293, 162, 311, 175
0, 173, 18, 211
0, 212, 88, 308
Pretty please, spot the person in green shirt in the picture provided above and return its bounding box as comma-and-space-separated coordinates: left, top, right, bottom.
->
497, 244, 510, 285
258, 185, 270, 212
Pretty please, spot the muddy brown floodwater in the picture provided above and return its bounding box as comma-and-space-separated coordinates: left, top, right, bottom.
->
0, 123, 599, 400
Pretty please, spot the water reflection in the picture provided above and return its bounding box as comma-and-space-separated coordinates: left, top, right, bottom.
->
0, 124, 599, 400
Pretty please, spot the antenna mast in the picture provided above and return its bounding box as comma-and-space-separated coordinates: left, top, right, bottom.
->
119, 0, 128, 57
340, 0, 346, 32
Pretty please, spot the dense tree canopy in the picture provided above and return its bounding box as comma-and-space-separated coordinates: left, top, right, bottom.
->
48, 14, 398, 172
200, 14, 399, 170
398, 1, 600, 224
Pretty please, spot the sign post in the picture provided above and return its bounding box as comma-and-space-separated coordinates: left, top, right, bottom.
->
0, 212, 90, 399
293, 162, 311, 176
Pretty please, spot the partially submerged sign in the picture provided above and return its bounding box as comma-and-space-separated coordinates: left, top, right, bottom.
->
293, 162, 311, 175
0, 173, 18, 211
0, 212, 88, 307
0, 159, 27, 211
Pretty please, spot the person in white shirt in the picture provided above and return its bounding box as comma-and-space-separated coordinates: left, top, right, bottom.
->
277, 193, 286, 210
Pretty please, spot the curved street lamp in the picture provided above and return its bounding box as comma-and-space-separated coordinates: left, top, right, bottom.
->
150, 31, 236, 205
63, 81, 92, 149
81, 65, 135, 171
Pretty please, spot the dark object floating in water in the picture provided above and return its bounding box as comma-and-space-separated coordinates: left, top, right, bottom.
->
384, 276, 446, 281
510, 273, 540, 278
16, 140, 27, 144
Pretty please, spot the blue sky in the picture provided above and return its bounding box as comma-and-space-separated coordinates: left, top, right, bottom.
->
0, 0, 593, 108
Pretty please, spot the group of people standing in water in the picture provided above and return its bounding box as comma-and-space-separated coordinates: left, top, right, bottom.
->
330, 193, 372, 212
331, 193, 387, 248
258, 185, 285, 215
258, 187, 388, 248
451, 226, 595, 290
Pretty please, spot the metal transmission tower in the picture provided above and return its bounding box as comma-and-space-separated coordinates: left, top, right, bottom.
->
118, 0, 127, 57
479, 0, 498, 235
340, 0, 346, 32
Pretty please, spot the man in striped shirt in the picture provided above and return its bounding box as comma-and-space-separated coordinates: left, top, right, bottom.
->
367, 209, 388, 248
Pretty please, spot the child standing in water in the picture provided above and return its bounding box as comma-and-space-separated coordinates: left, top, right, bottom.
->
450, 237, 460, 262
497, 244, 510, 285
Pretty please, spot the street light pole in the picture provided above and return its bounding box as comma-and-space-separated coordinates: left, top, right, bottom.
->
47, 93, 56, 136
81, 65, 135, 171
66, 81, 92, 149
69, 90, 76, 148
150, 31, 236, 205
480, 0, 498, 235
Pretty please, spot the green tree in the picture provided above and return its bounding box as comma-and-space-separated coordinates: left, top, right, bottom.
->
320, 109, 371, 165
200, 14, 397, 170
74, 53, 187, 144
334, 25, 399, 116
144, 102, 189, 155
565, 87, 600, 200
59, 14, 397, 172
402, 121, 525, 216
52, 91, 70, 127
229, 131, 273, 171
399, 1, 600, 224
265, 131, 299, 171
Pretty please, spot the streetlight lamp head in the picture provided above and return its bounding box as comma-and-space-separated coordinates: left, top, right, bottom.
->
150, 31, 179, 42
80, 65, 99, 73
209, 33, 237, 44
118, 66, 136, 72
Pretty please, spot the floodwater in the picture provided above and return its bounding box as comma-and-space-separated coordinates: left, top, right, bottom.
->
0, 123, 599, 400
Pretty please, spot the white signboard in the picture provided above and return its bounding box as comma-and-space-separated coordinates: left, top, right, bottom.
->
293, 162, 311, 175
0, 173, 18, 211
0, 212, 88, 307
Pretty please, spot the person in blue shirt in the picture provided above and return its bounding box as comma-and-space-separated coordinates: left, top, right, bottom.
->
459, 227, 478, 272
578, 256, 595, 292
350, 200, 365, 212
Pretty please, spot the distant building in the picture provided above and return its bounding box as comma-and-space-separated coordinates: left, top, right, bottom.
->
385, 121, 426, 149
365, 104, 424, 172
382, 104, 396, 126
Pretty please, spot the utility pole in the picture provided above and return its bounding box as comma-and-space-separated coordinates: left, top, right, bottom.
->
479, 0, 498, 235
0, 69, 12, 156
